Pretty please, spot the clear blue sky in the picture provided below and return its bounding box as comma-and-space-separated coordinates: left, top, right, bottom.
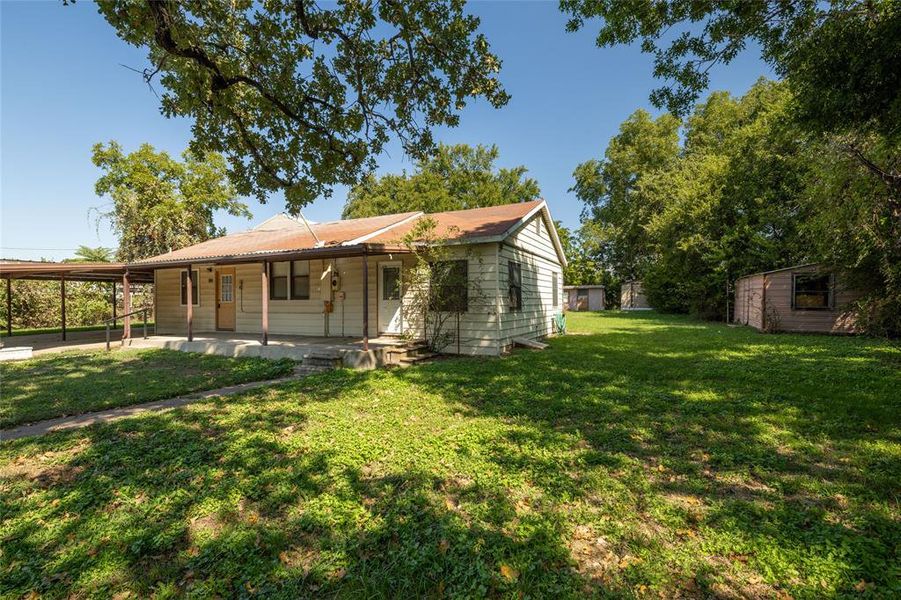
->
1, 1, 771, 261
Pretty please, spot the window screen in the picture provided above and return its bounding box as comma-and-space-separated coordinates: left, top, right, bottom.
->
429, 260, 468, 312
180, 270, 199, 305
508, 261, 522, 311
291, 260, 310, 299
269, 262, 289, 300
793, 273, 832, 309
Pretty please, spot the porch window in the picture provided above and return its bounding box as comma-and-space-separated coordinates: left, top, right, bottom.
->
429, 260, 468, 312
793, 273, 833, 309
508, 261, 522, 311
269, 261, 289, 300
180, 270, 199, 306
291, 260, 310, 300
552, 272, 558, 307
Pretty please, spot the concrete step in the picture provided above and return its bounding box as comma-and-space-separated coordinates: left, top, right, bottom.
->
398, 352, 437, 366
302, 353, 343, 368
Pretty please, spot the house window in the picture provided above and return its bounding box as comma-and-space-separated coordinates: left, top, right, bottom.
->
508, 261, 522, 311
429, 260, 468, 312
552, 272, 559, 307
180, 270, 199, 306
793, 273, 833, 309
269, 261, 289, 300
291, 260, 310, 300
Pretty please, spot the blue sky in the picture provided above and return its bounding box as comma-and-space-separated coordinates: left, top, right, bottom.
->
1, 1, 771, 261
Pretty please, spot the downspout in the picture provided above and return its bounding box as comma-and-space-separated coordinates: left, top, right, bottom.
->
495, 242, 502, 355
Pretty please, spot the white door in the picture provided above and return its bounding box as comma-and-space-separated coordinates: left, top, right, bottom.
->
378, 262, 403, 334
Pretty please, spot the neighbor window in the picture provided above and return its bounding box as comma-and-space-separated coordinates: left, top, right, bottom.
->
429, 260, 468, 312
269, 261, 289, 300
552, 272, 559, 307
180, 270, 199, 306
793, 273, 833, 309
291, 260, 310, 300
508, 261, 522, 311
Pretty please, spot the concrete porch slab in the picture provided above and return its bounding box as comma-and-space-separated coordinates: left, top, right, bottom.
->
128, 333, 412, 369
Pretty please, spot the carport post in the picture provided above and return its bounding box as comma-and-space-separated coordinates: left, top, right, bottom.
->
111, 282, 117, 329
60, 276, 66, 341
123, 271, 131, 340
5, 278, 11, 337
362, 249, 369, 351
261, 261, 269, 345
186, 264, 194, 342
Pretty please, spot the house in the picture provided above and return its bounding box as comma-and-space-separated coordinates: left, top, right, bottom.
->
564, 285, 605, 311
133, 200, 567, 356
620, 280, 650, 310
733, 264, 860, 333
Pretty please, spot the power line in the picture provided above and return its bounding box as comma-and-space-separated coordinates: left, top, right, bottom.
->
1, 247, 80, 251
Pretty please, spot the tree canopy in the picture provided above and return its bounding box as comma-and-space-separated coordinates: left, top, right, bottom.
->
92, 141, 250, 262
67, 246, 114, 263
93, 0, 509, 211
342, 143, 540, 218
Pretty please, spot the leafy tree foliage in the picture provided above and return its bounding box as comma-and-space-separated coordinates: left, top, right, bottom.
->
342, 144, 540, 218
93, 0, 509, 210
92, 141, 250, 262
67, 246, 114, 263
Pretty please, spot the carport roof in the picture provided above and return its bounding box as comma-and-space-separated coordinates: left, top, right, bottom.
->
0, 261, 154, 283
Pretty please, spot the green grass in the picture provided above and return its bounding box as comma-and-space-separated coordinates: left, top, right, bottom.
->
0, 323, 155, 338
1, 312, 898, 598
0, 349, 294, 427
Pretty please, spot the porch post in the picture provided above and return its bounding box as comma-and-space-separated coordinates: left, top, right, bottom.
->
362, 249, 369, 350
261, 261, 269, 345
111, 282, 117, 329
5, 278, 11, 337
60, 276, 67, 341
123, 271, 131, 339
186, 264, 194, 342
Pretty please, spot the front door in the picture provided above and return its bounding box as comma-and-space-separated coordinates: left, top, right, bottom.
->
216, 268, 236, 330
378, 262, 403, 334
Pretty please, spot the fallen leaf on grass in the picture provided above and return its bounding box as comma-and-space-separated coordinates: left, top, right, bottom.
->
499, 564, 519, 582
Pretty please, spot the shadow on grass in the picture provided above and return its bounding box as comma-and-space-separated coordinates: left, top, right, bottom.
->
1, 312, 898, 597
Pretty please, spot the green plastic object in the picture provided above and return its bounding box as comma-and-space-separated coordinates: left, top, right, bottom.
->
553, 312, 566, 335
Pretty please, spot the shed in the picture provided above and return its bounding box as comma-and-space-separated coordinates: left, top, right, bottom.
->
733, 263, 860, 333
620, 280, 650, 310
564, 285, 605, 311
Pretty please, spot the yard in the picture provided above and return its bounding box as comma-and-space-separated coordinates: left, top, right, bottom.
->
0, 349, 294, 428
1, 312, 898, 598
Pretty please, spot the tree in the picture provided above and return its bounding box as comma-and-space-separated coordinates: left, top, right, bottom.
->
92, 141, 251, 262
570, 110, 680, 279
92, 0, 509, 210
342, 144, 540, 218
67, 245, 114, 263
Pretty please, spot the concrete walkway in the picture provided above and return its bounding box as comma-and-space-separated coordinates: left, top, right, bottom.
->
0, 373, 307, 442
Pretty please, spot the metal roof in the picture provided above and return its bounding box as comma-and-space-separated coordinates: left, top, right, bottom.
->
0, 261, 154, 283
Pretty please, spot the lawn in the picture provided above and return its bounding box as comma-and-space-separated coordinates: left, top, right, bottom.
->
0, 349, 295, 428
1, 312, 898, 598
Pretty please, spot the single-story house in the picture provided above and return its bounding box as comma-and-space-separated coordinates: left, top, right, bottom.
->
564, 285, 605, 311
733, 263, 860, 333
621, 280, 650, 310
132, 200, 567, 355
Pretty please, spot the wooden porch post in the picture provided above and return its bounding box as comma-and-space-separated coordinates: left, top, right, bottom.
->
111, 282, 117, 329
123, 271, 131, 340
362, 249, 369, 350
186, 264, 194, 342
261, 261, 269, 345
60, 276, 67, 341
5, 278, 11, 337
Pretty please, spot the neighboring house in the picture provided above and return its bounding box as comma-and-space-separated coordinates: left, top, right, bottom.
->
733, 263, 860, 333
621, 280, 650, 310
133, 200, 567, 355
564, 285, 605, 311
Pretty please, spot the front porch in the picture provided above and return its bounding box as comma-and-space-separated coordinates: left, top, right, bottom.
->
128, 332, 420, 369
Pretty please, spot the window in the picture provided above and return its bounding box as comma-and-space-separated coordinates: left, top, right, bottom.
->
429, 260, 468, 312
508, 261, 522, 311
180, 270, 199, 306
220, 274, 233, 302
793, 273, 833, 309
382, 266, 401, 300
552, 272, 559, 307
269, 261, 289, 300
291, 260, 310, 299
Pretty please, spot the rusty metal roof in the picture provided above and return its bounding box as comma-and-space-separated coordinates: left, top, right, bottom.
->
0, 261, 154, 283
